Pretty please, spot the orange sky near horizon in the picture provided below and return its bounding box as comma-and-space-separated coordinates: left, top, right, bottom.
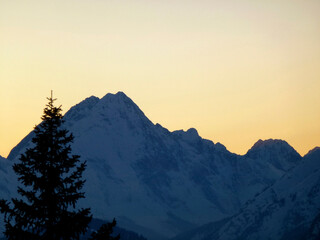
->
1, 0, 320, 158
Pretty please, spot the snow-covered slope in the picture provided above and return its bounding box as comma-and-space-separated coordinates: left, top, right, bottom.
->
0, 155, 16, 200
5, 92, 303, 239
173, 147, 320, 240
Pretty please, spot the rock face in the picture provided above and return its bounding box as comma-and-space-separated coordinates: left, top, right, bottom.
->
4, 92, 307, 239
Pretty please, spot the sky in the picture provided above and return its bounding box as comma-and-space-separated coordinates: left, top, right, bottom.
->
0, 0, 319, 158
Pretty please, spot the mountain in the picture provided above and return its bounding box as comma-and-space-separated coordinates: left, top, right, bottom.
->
245, 139, 301, 176
4, 92, 305, 239
171, 148, 320, 240
241, 139, 302, 200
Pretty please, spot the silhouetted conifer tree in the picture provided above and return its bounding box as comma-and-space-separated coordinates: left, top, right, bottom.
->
89, 219, 120, 240
0, 94, 92, 239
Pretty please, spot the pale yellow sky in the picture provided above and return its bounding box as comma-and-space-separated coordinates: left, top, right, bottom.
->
1, 0, 320, 157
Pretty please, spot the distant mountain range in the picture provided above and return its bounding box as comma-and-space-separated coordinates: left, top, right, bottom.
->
1, 92, 319, 240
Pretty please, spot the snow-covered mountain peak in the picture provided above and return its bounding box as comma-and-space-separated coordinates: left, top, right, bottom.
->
245, 139, 301, 173
63, 91, 153, 133
246, 139, 300, 157
95, 92, 150, 124
99, 91, 136, 110
250, 138, 291, 149
100, 91, 130, 104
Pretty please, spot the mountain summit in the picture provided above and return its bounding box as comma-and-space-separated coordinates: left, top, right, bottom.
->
245, 139, 302, 178
4, 92, 314, 240
64, 92, 151, 128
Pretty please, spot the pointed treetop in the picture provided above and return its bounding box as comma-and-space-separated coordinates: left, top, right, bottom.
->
49, 90, 57, 102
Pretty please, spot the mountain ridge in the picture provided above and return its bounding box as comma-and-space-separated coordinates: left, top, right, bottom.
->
7, 92, 315, 160
2, 91, 318, 239
174, 148, 320, 240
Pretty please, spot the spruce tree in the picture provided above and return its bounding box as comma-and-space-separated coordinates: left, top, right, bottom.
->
89, 219, 120, 240
0, 94, 92, 239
